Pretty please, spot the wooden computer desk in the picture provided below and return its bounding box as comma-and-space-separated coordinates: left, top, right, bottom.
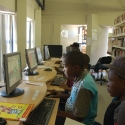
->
22, 60, 64, 91
22, 68, 57, 82
37, 61, 60, 69
0, 81, 60, 125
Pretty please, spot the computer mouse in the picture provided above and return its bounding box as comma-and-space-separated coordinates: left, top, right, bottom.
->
0, 117, 7, 125
45, 68, 52, 71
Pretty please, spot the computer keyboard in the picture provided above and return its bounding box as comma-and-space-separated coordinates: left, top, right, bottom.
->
51, 76, 67, 86
23, 98, 56, 125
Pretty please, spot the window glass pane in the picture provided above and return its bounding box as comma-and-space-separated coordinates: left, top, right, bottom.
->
26, 21, 34, 49
12, 15, 17, 52
5, 15, 11, 53
31, 22, 34, 48
26, 22, 30, 49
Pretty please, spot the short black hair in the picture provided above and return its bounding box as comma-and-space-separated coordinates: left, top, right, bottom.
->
63, 50, 85, 69
83, 54, 90, 65
70, 42, 79, 48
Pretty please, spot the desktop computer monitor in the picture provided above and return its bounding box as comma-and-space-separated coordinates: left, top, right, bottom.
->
35, 47, 44, 65
47, 45, 63, 58
25, 48, 39, 76
0, 52, 24, 97
44, 45, 50, 60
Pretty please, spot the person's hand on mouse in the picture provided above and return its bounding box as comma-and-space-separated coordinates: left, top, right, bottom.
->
50, 90, 61, 98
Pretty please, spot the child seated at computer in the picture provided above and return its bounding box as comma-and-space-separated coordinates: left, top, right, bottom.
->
55, 42, 80, 64
49, 50, 98, 125
101, 56, 125, 125
59, 53, 90, 91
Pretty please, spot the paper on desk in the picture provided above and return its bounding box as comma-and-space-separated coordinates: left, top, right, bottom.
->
37, 65, 51, 69
38, 76, 45, 81
64, 118, 85, 125
25, 82, 43, 86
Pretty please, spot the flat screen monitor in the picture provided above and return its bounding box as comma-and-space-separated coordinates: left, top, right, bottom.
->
35, 47, 44, 65
47, 45, 63, 58
25, 48, 39, 76
0, 52, 24, 97
44, 45, 50, 60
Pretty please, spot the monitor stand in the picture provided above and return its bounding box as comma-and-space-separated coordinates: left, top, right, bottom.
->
0, 88, 24, 98
25, 70, 39, 76
38, 62, 44, 65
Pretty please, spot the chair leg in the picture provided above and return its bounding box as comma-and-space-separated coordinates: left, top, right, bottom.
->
100, 72, 103, 85
96, 70, 108, 85
101, 70, 108, 85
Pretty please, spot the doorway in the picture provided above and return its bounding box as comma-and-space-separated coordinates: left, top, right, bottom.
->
60, 24, 87, 54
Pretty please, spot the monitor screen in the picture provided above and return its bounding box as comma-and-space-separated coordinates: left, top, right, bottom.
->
35, 47, 44, 65
44, 45, 50, 60
47, 45, 63, 58
25, 48, 39, 76
0, 52, 24, 97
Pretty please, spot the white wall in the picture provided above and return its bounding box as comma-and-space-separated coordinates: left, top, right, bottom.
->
87, 14, 109, 65
90, 26, 109, 65
17, 0, 42, 68
61, 25, 81, 53
42, 1, 125, 64
42, 14, 87, 49
0, 0, 15, 12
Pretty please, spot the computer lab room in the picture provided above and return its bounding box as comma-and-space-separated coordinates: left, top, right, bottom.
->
0, 0, 125, 125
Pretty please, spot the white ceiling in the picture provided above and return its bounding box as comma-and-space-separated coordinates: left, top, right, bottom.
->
45, 0, 125, 12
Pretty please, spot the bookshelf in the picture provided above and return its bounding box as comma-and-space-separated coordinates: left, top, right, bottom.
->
107, 12, 125, 58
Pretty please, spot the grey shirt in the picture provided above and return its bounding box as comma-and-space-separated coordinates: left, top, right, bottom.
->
114, 100, 125, 125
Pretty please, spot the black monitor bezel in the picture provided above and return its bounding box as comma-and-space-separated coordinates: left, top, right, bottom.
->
25, 48, 38, 74
3, 52, 22, 95
35, 47, 43, 64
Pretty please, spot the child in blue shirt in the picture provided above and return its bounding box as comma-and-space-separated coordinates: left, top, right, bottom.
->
50, 50, 98, 125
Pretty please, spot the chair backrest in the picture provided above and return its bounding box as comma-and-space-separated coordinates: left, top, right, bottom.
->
100, 56, 112, 64
94, 56, 112, 72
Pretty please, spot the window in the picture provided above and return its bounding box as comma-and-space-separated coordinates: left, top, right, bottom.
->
0, 13, 17, 81
3, 14, 17, 53
26, 20, 34, 49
